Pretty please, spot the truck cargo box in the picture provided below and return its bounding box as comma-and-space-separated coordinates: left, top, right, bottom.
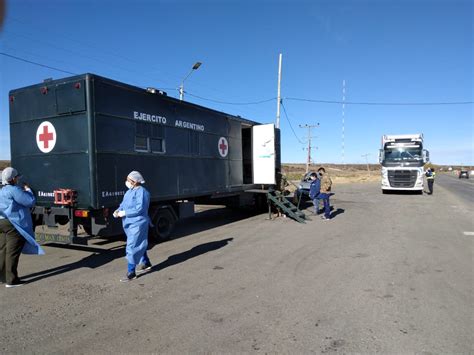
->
10, 74, 280, 208
9, 74, 280, 242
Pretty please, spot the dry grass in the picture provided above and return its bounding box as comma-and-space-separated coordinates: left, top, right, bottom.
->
0, 160, 378, 185
282, 163, 380, 185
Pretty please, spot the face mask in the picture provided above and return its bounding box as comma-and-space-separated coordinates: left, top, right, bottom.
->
125, 181, 133, 189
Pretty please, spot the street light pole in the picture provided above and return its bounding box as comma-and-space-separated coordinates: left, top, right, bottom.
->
179, 62, 202, 101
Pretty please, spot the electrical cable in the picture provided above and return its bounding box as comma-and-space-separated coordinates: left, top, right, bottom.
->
0, 52, 177, 92
2, 51, 472, 107
5, 17, 239, 97
280, 101, 305, 145
285, 97, 473, 106
0, 52, 77, 75
186, 92, 276, 106
3, 28, 179, 89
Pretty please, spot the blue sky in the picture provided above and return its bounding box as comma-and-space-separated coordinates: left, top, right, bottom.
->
0, 0, 472, 165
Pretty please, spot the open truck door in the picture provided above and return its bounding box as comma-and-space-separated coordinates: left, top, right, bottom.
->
252, 124, 276, 185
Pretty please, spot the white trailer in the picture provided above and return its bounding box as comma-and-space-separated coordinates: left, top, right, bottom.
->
379, 134, 430, 194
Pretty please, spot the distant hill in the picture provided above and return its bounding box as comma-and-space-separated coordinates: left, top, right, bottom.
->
0, 160, 10, 170
1, 160, 468, 176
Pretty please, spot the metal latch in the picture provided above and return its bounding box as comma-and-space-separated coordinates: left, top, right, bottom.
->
54, 189, 77, 206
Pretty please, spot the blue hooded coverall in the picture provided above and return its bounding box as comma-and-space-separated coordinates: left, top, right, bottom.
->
0, 184, 44, 255
116, 186, 151, 270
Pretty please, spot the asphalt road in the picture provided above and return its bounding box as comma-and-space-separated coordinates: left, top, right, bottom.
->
436, 173, 474, 205
1, 181, 473, 353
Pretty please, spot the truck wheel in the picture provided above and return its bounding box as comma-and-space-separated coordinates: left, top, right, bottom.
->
150, 209, 175, 243
56, 215, 69, 225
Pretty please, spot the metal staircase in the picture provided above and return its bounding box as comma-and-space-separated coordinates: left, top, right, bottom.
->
266, 190, 309, 223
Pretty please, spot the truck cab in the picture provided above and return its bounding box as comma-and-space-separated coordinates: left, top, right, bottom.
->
379, 134, 429, 194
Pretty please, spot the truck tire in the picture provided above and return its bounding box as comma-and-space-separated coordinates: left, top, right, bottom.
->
56, 215, 69, 225
150, 209, 175, 243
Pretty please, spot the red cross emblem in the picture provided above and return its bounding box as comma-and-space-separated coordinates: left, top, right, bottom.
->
39, 125, 54, 149
36, 121, 57, 153
218, 137, 228, 157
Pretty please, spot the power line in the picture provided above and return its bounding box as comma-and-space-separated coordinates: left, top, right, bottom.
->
4, 44, 78, 69
0, 52, 77, 75
3, 30, 179, 89
0, 52, 176, 92
186, 92, 276, 106
5, 17, 249, 98
285, 97, 473, 106
7, 17, 139, 66
280, 101, 304, 145
1, 51, 472, 107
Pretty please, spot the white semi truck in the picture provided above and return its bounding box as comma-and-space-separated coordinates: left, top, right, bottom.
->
379, 134, 429, 194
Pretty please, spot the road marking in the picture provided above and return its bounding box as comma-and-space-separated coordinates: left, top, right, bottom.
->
463, 232, 474, 236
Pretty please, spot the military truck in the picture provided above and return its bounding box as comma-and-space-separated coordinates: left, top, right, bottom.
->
9, 74, 280, 243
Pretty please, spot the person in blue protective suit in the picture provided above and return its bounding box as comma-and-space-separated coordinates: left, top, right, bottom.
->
114, 171, 152, 282
0, 167, 44, 288
308, 172, 321, 215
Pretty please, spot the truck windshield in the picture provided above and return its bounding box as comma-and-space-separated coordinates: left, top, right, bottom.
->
384, 147, 422, 162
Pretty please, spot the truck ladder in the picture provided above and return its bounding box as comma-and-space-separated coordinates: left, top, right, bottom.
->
266, 190, 309, 223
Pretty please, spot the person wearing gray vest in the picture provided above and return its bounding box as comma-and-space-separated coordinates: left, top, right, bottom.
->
425, 167, 436, 195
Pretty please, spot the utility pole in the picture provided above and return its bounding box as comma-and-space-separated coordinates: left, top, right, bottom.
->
361, 153, 371, 176
276, 53, 282, 129
342, 79, 346, 165
300, 123, 319, 173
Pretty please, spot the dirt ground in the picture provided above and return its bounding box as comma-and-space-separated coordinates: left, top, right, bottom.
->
281, 163, 380, 193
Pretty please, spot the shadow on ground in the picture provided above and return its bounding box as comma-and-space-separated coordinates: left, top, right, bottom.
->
22, 238, 234, 283
21, 243, 126, 283
331, 208, 345, 219
144, 238, 234, 276
170, 207, 259, 240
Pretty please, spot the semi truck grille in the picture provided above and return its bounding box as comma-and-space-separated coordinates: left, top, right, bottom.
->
388, 170, 418, 188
